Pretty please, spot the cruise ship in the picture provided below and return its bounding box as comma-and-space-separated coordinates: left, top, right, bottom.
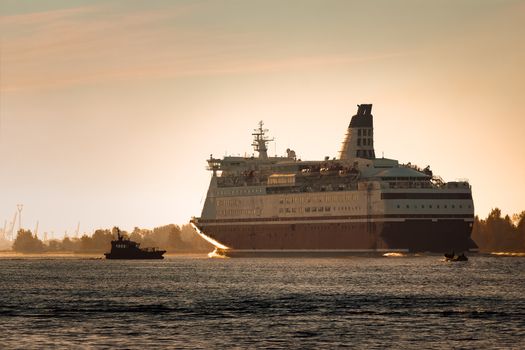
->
191, 104, 477, 256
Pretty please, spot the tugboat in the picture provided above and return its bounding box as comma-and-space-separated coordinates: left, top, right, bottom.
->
444, 251, 468, 262
104, 227, 166, 259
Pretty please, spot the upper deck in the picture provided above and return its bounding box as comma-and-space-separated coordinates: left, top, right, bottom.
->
203, 107, 471, 198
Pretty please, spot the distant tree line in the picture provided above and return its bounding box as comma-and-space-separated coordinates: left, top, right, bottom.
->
12, 224, 212, 254
11, 208, 525, 254
472, 208, 525, 252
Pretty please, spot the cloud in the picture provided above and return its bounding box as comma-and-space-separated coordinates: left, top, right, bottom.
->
0, 3, 411, 92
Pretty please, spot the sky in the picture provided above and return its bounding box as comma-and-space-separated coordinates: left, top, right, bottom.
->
1, 0, 524, 237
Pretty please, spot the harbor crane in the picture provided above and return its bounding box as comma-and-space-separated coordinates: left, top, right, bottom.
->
7, 211, 18, 241
34, 221, 39, 239
74, 222, 80, 238
16, 204, 23, 233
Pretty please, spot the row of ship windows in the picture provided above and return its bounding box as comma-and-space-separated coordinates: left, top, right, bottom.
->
217, 209, 257, 216
219, 194, 361, 207
280, 206, 361, 214
396, 204, 472, 209
218, 206, 363, 217
357, 129, 372, 137
357, 138, 372, 146
216, 188, 264, 196
218, 203, 472, 217
217, 199, 243, 207
280, 194, 359, 205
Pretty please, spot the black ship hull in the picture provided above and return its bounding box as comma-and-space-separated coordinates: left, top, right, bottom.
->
195, 216, 476, 254
104, 251, 165, 259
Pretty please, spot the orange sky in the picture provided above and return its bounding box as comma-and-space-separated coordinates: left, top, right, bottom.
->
1, 0, 524, 236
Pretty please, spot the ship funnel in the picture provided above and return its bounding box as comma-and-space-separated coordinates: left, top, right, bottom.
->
338, 104, 375, 160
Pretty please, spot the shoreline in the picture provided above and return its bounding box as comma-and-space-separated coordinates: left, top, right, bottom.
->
0, 251, 210, 258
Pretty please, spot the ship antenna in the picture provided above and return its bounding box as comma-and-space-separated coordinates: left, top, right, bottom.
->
115, 226, 122, 240
251, 121, 274, 159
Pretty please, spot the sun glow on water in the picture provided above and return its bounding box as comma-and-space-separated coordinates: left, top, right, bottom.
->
383, 252, 406, 257
491, 252, 525, 257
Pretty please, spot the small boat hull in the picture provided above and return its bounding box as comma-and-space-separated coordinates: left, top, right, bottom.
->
104, 251, 165, 259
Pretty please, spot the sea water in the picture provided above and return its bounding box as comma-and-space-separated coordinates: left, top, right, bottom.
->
0, 254, 524, 349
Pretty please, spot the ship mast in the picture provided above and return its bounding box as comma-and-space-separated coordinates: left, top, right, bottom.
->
251, 121, 273, 159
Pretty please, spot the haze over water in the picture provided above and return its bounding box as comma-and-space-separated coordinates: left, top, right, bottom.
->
1, 0, 524, 235
1, 255, 524, 348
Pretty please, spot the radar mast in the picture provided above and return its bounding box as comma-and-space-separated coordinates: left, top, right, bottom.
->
252, 121, 274, 159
